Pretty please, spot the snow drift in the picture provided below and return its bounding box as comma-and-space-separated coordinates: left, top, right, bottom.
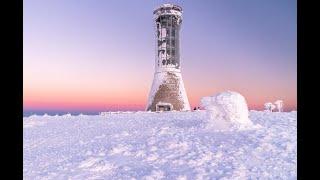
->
200, 91, 253, 130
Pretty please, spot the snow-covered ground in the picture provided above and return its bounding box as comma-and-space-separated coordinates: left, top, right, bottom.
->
23, 110, 296, 179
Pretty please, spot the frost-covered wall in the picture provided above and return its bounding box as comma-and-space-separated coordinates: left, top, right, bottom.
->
146, 4, 190, 111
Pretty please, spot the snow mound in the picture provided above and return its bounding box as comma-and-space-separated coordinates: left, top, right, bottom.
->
200, 91, 253, 130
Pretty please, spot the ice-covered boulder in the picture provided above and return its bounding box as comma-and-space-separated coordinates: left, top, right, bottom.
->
274, 100, 284, 112
264, 102, 276, 112
200, 91, 253, 130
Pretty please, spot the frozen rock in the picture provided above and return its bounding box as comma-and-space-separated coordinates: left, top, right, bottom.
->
274, 100, 284, 112
200, 91, 253, 130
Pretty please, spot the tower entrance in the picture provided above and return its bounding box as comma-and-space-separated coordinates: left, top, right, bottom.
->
156, 102, 173, 112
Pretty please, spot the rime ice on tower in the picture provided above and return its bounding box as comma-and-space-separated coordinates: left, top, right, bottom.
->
146, 4, 191, 112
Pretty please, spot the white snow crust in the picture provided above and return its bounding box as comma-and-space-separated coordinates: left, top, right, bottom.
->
24, 110, 296, 179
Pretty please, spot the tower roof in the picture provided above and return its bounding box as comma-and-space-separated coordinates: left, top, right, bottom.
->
153, 4, 182, 15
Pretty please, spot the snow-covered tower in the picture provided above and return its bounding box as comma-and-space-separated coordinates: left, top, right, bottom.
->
146, 4, 191, 111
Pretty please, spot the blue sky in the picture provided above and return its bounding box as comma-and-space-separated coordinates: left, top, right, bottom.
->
24, 0, 296, 114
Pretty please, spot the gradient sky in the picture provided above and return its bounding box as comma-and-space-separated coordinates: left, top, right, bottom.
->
23, 0, 297, 114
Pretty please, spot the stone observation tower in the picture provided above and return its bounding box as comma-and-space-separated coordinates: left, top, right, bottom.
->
146, 4, 191, 112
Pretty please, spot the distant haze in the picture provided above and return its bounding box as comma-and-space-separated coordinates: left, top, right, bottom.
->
24, 0, 297, 114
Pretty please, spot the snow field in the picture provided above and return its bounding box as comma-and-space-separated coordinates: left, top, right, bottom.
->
24, 110, 296, 179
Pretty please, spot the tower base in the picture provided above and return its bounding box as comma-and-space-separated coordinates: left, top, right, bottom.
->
146, 71, 191, 111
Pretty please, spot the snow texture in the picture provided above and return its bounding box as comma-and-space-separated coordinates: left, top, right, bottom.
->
24, 110, 296, 179
147, 72, 167, 108
200, 91, 253, 131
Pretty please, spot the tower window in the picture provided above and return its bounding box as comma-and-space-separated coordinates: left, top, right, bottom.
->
171, 39, 175, 46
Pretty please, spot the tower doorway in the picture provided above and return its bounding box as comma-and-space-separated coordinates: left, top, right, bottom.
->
156, 102, 173, 111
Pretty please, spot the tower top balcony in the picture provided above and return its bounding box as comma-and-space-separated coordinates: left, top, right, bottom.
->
153, 4, 182, 20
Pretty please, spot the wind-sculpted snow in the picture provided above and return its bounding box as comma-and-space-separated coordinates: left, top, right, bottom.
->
23, 111, 297, 179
